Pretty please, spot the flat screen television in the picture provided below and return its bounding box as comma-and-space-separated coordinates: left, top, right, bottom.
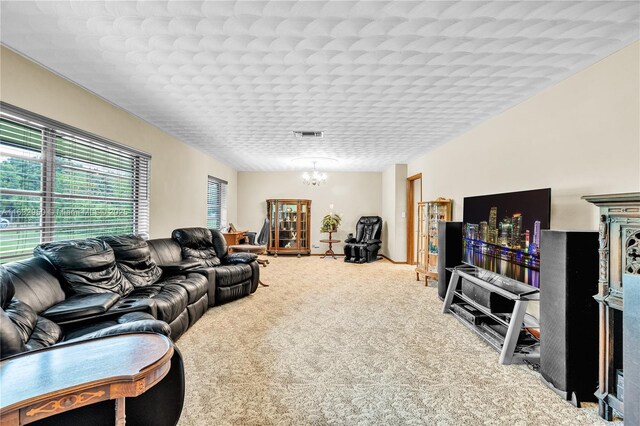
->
462, 188, 551, 288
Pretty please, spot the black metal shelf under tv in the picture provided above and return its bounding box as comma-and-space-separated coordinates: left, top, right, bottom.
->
442, 265, 540, 365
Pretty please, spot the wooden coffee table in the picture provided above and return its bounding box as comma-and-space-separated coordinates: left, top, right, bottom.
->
0, 333, 173, 426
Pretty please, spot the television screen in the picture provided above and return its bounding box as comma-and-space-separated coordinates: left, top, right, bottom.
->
462, 188, 551, 287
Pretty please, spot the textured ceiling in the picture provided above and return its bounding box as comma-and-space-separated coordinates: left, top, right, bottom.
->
1, 1, 639, 171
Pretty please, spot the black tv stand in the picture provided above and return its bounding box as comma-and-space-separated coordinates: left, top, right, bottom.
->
442, 265, 540, 365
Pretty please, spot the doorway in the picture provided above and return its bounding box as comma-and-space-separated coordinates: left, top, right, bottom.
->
406, 173, 422, 265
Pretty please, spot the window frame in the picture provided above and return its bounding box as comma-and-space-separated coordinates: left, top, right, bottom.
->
0, 102, 151, 263
207, 175, 228, 231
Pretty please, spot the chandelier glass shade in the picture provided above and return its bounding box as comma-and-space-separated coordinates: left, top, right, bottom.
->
302, 162, 327, 186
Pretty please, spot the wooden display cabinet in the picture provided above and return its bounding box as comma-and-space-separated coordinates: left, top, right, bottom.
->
267, 199, 311, 256
416, 198, 452, 285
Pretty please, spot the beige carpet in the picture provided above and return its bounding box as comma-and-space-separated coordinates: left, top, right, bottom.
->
176, 257, 617, 425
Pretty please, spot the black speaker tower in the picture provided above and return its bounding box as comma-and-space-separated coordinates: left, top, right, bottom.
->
437, 221, 463, 300
539, 230, 599, 406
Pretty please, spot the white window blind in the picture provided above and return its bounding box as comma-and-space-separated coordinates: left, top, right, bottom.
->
0, 103, 150, 263
207, 176, 227, 230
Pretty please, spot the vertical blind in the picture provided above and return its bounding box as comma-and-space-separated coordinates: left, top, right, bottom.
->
207, 176, 227, 230
0, 103, 150, 263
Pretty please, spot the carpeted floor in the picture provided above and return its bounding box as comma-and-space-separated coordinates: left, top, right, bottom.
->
176, 257, 617, 425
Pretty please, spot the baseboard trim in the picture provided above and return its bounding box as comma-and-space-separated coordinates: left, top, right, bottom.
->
381, 255, 407, 264
295, 253, 406, 263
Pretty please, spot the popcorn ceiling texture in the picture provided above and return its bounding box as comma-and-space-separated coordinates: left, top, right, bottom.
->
1, 1, 639, 171
175, 257, 619, 425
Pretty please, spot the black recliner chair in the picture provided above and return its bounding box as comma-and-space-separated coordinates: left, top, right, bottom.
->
171, 228, 260, 304
343, 216, 383, 263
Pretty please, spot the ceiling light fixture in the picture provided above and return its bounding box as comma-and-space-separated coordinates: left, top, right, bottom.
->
302, 161, 327, 186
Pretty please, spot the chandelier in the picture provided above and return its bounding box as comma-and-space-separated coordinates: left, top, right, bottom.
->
302, 161, 327, 186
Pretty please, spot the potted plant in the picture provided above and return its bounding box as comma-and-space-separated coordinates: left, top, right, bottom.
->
320, 213, 342, 233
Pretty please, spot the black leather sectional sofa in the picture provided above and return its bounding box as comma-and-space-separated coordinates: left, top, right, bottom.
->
0, 227, 260, 425
1, 227, 260, 356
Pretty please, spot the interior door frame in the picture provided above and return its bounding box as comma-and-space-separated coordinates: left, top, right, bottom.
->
406, 173, 422, 265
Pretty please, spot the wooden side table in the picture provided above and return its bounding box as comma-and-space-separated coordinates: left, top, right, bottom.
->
223, 230, 248, 246
320, 232, 341, 259
0, 333, 173, 426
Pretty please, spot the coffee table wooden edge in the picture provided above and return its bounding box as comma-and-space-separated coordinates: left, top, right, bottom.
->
0, 334, 173, 425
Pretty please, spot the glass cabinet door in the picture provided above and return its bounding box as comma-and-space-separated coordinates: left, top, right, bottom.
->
428, 204, 439, 255
417, 203, 427, 270
278, 202, 297, 249
298, 202, 308, 249
427, 204, 439, 273
269, 201, 276, 248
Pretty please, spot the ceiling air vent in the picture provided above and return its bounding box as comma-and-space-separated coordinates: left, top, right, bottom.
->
293, 131, 323, 138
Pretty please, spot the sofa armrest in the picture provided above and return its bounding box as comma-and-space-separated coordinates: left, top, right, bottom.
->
109, 299, 157, 318
41, 293, 121, 323
160, 260, 201, 274
187, 268, 216, 307
344, 233, 356, 244
223, 252, 258, 265
365, 239, 382, 245
54, 298, 157, 326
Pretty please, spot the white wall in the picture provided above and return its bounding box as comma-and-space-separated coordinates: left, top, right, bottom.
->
381, 164, 407, 262
0, 47, 238, 238
237, 172, 382, 255
408, 41, 640, 230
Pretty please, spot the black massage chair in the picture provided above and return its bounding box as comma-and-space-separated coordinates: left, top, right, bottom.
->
343, 216, 383, 263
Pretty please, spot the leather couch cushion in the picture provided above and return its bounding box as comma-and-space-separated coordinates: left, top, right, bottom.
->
99, 235, 162, 288
3, 258, 65, 313
167, 310, 189, 341
0, 309, 26, 357
209, 229, 229, 259
216, 280, 252, 304
1, 296, 63, 357
214, 264, 252, 288
25, 316, 64, 352
35, 239, 134, 297
124, 284, 188, 323
172, 228, 221, 267
1, 268, 28, 356
64, 312, 171, 341
4, 298, 38, 343
172, 227, 212, 249
182, 247, 221, 267
147, 238, 183, 266
187, 294, 208, 326
162, 273, 208, 305
0, 266, 13, 308
224, 252, 258, 264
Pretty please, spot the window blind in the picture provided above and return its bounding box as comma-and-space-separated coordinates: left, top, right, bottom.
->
0, 103, 150, 263
207, 176, 227, 230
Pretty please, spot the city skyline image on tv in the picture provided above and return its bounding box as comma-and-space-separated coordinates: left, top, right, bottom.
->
462, 188, 551, 287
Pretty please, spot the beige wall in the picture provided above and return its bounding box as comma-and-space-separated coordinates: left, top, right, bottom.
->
237, 172, 382, 255
408, 41, 640, 230
381, 164, 407, 262
0, 47, 238, 238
